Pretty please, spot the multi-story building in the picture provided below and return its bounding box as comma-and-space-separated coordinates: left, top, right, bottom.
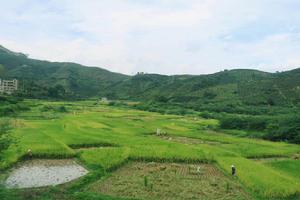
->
0, 79, 18, 94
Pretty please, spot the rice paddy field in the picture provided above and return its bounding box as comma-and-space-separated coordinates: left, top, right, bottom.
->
1, 100, 300, 200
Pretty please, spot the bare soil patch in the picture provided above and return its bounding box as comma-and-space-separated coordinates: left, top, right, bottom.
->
89, 162, 251, 200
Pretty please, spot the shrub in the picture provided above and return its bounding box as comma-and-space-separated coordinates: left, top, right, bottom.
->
0, 118, 12, 159
199, 111, 213, 119
203, 90, 217, 99
40, 105, 54, 112
264, 115, 300, 143
57, 105, 67, 113
219, 115, 268, 131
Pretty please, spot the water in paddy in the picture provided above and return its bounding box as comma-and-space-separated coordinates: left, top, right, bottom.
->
5, 159, 88, 188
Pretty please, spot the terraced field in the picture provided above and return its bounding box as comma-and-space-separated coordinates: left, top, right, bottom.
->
1, 100, 300, 200
89, 162, 250, 200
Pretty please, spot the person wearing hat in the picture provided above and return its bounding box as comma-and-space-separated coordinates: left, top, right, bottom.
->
27, 149, 33, 158
231, 164, 236, 176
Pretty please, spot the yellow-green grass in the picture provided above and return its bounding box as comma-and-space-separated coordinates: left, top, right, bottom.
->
1, 100, 300, 199
217, 156, 300, 199
264, 159, 300, 181
79, 147, 130, 171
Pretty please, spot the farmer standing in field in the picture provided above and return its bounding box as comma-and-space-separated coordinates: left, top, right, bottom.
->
27, 149, 33, 159
231, 164, 236, 176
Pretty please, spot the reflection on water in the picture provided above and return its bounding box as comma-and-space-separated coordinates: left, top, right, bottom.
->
5, 159, 88, 188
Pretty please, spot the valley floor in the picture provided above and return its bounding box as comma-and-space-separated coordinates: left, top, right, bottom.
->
1, 100, 300, 200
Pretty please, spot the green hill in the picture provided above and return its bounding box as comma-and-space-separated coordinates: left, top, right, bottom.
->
0, 45, 128, 98
112, 69, 300, 107
1, 45, 300, 107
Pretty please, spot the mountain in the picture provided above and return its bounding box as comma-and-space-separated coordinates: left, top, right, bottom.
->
110, 68, 300, 107
0, 45, 128, 97
0, 45, 300, 106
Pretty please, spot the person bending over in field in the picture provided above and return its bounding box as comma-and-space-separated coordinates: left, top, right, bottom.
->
231, 165, 236, 176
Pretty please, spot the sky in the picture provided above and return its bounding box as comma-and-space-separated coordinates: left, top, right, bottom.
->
1, 0, 300, 75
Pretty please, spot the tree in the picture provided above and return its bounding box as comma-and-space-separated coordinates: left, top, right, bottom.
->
155, 95, 168, 103
203, 90, 217, 99
48, 85, 66, 99
0, 64, 5, 76
265, 115, 300, 143
267, 97, 275, 106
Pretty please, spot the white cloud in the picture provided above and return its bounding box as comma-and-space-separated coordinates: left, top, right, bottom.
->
1, 0, 300, 75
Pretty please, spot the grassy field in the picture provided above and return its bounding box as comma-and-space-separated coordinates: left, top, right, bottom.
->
1, 100, 300, 200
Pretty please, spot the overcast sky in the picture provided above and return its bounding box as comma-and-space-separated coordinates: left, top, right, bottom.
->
1, 0, 300, 75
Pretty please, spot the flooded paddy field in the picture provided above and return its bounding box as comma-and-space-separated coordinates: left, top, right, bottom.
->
5, 159, 88, 188
89, 162, 251, 200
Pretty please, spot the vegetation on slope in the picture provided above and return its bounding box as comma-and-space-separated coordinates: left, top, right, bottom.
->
0, 45, 128, 99
1, 45, 300, 106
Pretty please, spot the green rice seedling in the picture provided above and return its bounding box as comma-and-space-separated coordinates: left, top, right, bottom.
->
79, 147, 130, 171
216, 156, 300, 198
149, 183, 153, 191
144, 176, 148, 187
225, 181, 230, 193
264, 159, 300, 180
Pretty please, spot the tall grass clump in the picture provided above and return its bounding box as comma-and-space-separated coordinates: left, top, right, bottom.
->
0, 118, 12, 160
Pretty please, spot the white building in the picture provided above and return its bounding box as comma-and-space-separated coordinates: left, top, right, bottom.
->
0, 79, 18, 94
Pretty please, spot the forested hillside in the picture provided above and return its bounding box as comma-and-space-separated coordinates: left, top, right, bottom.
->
1, 45, 300, 107
0, 45, 128, 98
